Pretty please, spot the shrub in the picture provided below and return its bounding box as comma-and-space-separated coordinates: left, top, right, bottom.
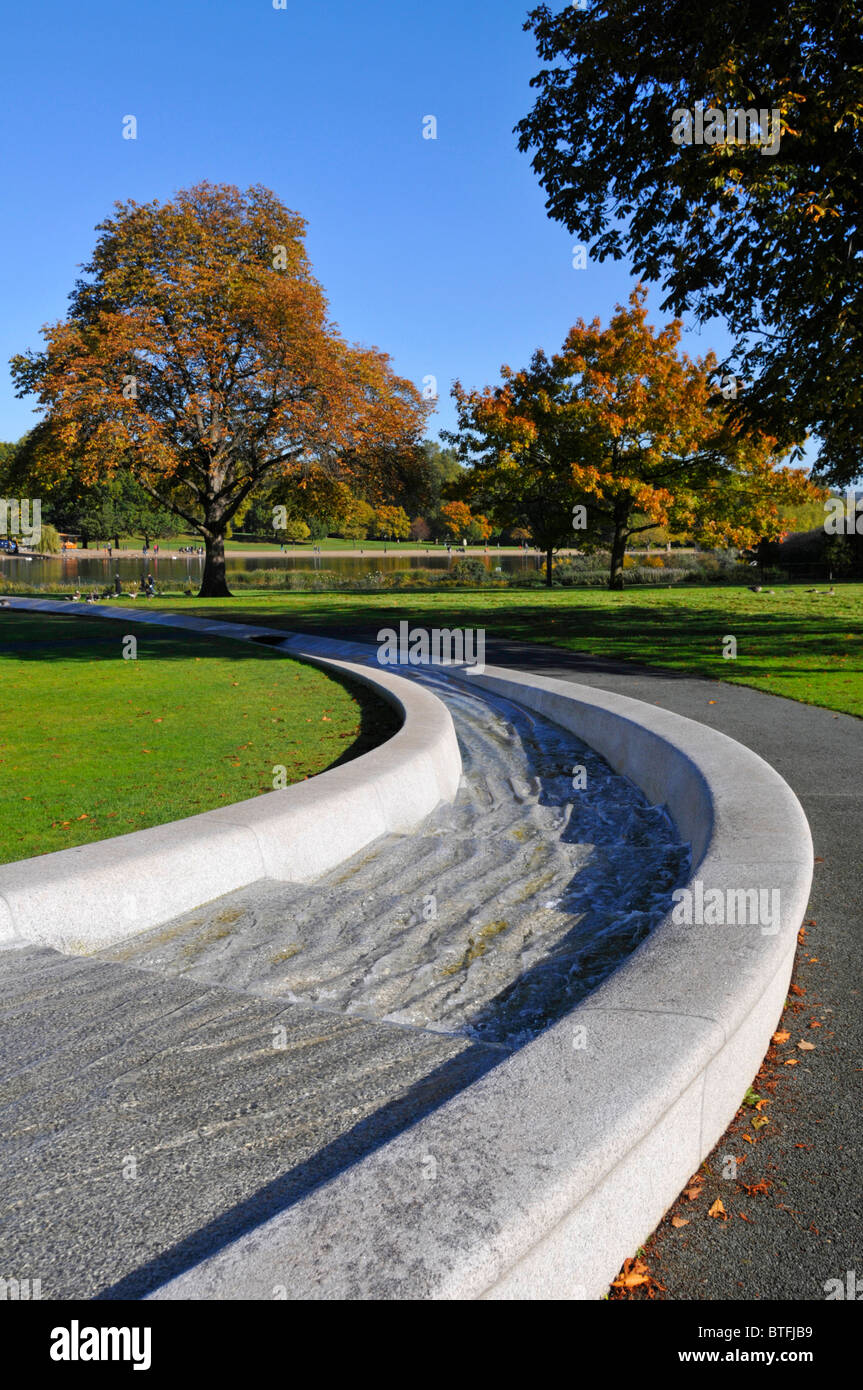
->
448, 556, 489, 584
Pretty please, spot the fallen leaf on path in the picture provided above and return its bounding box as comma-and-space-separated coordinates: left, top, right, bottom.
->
671, 1216, 689, 1229
772, 1030, 791, 1044
708, 1199, 727, 1220
613, 1258, 651, 1289
798, 1040, 816, 1051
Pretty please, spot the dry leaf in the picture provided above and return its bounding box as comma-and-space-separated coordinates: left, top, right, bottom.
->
772, 1030, 790, 1044
784, 1058, 800, 1066
613, 1257, 651, 1289
671, 1216, 690, 1229
708, 1199, 727, 1219
798, 1040, 816, 1051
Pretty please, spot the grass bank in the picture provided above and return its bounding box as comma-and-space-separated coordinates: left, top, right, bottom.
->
0, 611, 398, 863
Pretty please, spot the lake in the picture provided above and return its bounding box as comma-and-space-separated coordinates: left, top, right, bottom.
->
0, 548, 545, 589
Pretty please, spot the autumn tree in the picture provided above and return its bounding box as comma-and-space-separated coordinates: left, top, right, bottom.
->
449, 287, 822, 588
341, 497, 376, 541
372, 504, 410, 541
10, 182, 427, 595
438, 500, 474, 542
270, 464, 355, 538
516, 1, 863, 486
9, 433, 176, 548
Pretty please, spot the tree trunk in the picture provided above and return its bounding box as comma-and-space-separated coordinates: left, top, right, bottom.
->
546, 547, 554, 587
199, 532, 232, 597
609, 524, 627, 590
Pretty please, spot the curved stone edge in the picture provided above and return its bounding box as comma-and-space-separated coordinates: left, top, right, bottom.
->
147, 661, 813, 1302
0, 600, 461, 954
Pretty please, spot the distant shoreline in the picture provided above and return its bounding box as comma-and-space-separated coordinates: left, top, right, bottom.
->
15, 544, 563, 562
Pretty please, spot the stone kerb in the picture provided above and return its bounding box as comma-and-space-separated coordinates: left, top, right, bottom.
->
148, 660, 813, 1301
0, 601, 461, 953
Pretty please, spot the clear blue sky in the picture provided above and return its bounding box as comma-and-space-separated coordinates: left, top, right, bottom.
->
1, 0, 736, 447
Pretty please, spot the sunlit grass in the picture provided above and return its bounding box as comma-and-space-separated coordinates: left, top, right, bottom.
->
0, 611, 397, 863
141, 583, 863, 719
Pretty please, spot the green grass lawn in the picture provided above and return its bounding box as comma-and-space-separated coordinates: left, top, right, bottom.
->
137, 582, 863, 719
0, 611, 398, 864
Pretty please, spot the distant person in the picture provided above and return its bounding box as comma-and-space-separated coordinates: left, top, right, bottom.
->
114, 573, 122, 596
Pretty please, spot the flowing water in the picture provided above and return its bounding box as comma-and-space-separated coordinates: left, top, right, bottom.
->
100, 671, 689, 1050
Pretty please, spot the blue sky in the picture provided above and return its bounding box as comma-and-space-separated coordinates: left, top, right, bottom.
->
1, 0, 735, 447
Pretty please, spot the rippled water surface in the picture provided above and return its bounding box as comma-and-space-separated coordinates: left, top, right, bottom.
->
101, 674, 690, 1049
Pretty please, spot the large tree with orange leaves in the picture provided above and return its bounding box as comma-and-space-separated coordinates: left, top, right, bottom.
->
448, 287, 822, 588
11, 182, 427, 595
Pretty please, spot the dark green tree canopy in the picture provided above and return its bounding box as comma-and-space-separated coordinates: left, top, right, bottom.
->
516, 0, 863, 485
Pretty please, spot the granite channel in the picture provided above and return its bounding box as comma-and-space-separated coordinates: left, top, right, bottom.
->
0, 601, 812, 1298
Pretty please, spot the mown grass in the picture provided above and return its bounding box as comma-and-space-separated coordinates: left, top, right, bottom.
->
0, 611, 398, 863
138, 583, 863, 719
